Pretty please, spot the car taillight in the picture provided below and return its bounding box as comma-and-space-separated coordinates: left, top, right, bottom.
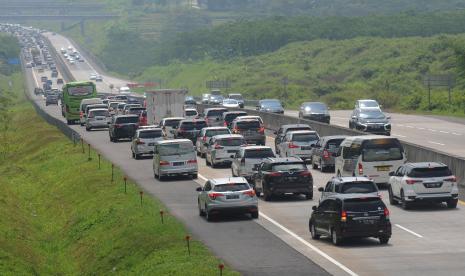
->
79, 111, 83, 118
159, 161, 170, 166
224, 121, 228, 127
208, 192, 224, 200
233, 127, 239, 134
406, 179, 422, 185
341, 210, 347, 222
270, 172, 282, 177
187, 159, 197, 164
299, 171, 311, 177
115, 124, 123, 128
136, 139, 144, 145
243, 189, 255, 197
214, 144, 224, 149
202, 136, 207, 142
444, 176, 457, 182
259, 126, 265, 134
384, 208, 390, 219
323, 149, 330, 159
358, 162, 363, 175
288, 142, 299, 149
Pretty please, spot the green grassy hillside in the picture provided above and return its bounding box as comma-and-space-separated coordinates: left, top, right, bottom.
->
138, 34, 465, 116
0, 73, 238, 275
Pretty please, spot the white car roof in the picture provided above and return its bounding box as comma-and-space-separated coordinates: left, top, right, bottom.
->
156, 139, 192, 145
163, 117, 184, 121
213, 134, 243, 140
210, 177, 249, 185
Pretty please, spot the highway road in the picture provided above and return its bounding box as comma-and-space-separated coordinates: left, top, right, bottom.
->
26, 32, 465, 276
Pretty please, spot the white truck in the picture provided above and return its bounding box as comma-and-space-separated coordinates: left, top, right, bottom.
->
145, 89, 188, 125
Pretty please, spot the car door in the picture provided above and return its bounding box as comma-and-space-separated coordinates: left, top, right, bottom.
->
320, 181, 333, 202
314, 200, 331, 234
201, 181, 212, 209
153, 145, 160, 172
196, 129, 205, 150
232, 150, 242, 175
391, 166, 404, 197
312, 139, 322, 165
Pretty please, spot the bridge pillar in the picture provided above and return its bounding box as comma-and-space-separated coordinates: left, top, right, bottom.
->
80, 20, 85, 36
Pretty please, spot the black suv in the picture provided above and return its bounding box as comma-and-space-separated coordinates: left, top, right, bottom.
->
109, 115, 139, 142
349, 108, 391, 136
174, 119, 208, 143
223, 111, 247, 129
309, 194, 391, 246
274, 124, 312, 154
253, 157, 313, 201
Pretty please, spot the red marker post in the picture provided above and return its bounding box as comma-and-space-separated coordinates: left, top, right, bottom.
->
81, 138, 84, 153
111, 164, 114, 182
185, 235, 191, 256
123, 176, 127, 193
139, 191, 143, 206
159, 210, 164, 224
218, 263, 225, 276
87, 143, 92, 161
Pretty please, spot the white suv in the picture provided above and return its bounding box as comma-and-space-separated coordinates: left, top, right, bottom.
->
388, 162, 459, 209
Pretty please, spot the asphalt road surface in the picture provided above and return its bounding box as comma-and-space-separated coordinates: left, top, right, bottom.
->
26, 32, 465, 276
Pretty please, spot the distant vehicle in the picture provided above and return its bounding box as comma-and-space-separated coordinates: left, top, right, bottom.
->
210, 89, 221, 95
202, 93, 210, 104
205, 134, 246, 168
222, 99, 240, 108
139, 110, 148, 126
277, 130, 319, 161
63, 81, 98, 124
334, 136, 406, 186
160, 117, 184, 139
388, 162, 458, 209
60, 47, 66, 54
89, 74, 97, 80
183, 108, 198, 119
355, 99, 381, 110
119, 86, 131, 94
131, 127, 164, 159
310, 135, 347, 172
196, 177, 258, 221
145, 89, 188, 125
208, 94, 223, 105
318, 177, 379, 203
45, 93, 58, 106
123, 104, 141, 114
41, 76, 47, 83
184, 96, 197, 107
231, 117, 265, 146
69, 59, 75, 65
256, 99, 284, 114
95, 75, 103, 82
228, 93, 244, 108
253, 157, 313, 200
222, 111, 247, 129
195, 127, 231, 157
51, 71, 58, 78
109, 115, 140, 142
349, 108, 391, 136
80, 101, 105, 126
127, 107, 146, 116
152, 139, 198, 180
34, 87, 43, 95
231, 146, 275, 182
116, 102, 127, 115
173, 119, 208, 143
274, 124, 312, 155
26, 63, 32, 68
57, 78, 64, 85
204, 107, 228, 127
299, 102, 330, 124
309, 194, 391, 245
85, 108, 110, 131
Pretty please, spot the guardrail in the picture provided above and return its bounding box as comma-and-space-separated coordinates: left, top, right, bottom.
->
198, 104, 465, 187
42, 35, 75, 82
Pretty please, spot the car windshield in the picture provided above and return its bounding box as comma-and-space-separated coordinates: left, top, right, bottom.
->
362, 139, 403, 162
244, 148, 275, 158
304, 103, 327, 112
338, 182, 378, 193
236, 120, 261, 129
164, 119, 182, 127
185, 96, 194, 101
205, 129, 230, 137
90, 110, 109, 117
214, 183, 250, 192
262, 100, 282, 107
206, 110, 226, 117
68, 85, 94, 96
115, 116, 139, 124
139, 130, 162, 139
292, 133, 319, 142
128, 108, 145, 115
344, 198, 384, 212
359, 110, 385, 119
185, 110, 197, 116
223, 99, 237, 104
180, 121, 207, 130
229, 94, 243, 100
225, 113, 247, 122
117, 104, 126, 109
159, 142, 193, 156
217, 138, 245, 146
408, 167, 452, 178
211, 95, 223, 100
325, 139, 345, 152
272, 163, 306, 171
360, 100, 379, 108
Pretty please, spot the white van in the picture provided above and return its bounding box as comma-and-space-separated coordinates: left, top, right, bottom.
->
79, 98, 103, 126
119, 86, 131, 94
334, 136, 406, 185
153, 139, 198, 181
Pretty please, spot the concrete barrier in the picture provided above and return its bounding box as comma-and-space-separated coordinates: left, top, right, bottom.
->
199, 104, 465, 187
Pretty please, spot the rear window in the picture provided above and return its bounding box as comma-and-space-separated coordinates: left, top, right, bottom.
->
244, 148, 275, 158
139, 130, 162, 139
286, 127, 312, 134
206, 110, 226, 117
205, 129, 230, 137
344, 198, 384, 212
224, 113, 247, 122
218, 138, 245, 146
115, 116, 139, 124
90, 110, 109, 117
185, 110, 197, 116
408, 167, 452, 178
272, 163, 306, 171
164, 119, 182, 127
180, 121, 207, 130
325, 139, 344, 152
159, 142, 193, 156
236, 120, 261, 129
292, 133, 319, 142
362, 139, 403, 162
214, 183, 250, 192
338, 182, 378, 194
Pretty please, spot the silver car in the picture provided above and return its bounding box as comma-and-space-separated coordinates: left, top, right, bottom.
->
152, 139, 198, 180
204, 108, 228, 127
231, 146, 275, 182
196, 177, 259, 221
131, 127, 164, 159
160, 117, 184, 139
85, 108, 110, 131
277, 130, 319, 161
196, 127, 231, 157
205, 134, 245, 168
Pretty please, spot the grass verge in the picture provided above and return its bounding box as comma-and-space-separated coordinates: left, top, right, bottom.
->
0, 72, 238, 275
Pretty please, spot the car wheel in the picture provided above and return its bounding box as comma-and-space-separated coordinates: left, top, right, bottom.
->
312, 158, 318, 170
379, 236, 390, 244
388, 186, 398, 205
192, 174, 198, 179
206, 157, 211, 166
263, 188, 272, 201
211, 157, 217, 168
310, 222, 320, 240
205, 207, 213, 222
158, 170, 165, 181
447, 199, 458, 209
251, 211, 259, 219
320, 159, 326, 172
305, 193, 313, 200
337, 170, 342, 177
401, 190, 410, 210
231, 168, 236, 177
198, 200, 205, 216
254, 187, 261, 197
134, 153, 140, 160
331, 229, 341, 246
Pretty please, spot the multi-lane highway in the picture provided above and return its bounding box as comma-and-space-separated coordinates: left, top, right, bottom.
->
25, 31, 465, 276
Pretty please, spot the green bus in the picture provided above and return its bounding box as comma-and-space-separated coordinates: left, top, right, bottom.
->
62, 81, 98, 124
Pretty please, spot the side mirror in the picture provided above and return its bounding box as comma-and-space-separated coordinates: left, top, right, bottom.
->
196, 187, 202, 192
318, 187, 324, 192
389, 172, 395, 176
253, 164, 260, 171
386, 116, 391, 120
273, 130, 277, 135
312, 206, 317, 211
351, 116, 357, 119
311, 144, 315, 148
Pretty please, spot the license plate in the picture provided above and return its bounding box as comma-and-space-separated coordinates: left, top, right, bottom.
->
301, 146, 311, 150
377, 166, 390, 172
226, 194, 239, 199
227, 150, 238, 153
148, 143, 155, 146
287, 177, 298, 181
173, 162, 184, 166
424, 182, 442, 188
97, 118, 103, 120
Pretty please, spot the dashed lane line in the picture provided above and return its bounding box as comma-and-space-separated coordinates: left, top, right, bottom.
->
395, 224, 423, 238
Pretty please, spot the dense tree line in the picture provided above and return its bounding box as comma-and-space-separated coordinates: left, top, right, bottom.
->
0, 34, 20, 76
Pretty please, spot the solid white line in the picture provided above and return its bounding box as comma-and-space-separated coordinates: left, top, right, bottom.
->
260, 212, 359, 276
395, 224, 423, 238
392, 134, 407, 138
439, 131, 449, 134
417, 127, 425, 130
405, 125, 414, 128
452, 132, 462, 136
427, 129, 437, 132
428, 141, 445, 146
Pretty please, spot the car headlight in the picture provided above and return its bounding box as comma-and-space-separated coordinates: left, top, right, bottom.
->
304, 107, 311, 112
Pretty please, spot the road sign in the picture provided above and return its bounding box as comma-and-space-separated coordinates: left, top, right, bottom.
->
422, 74, 455, 109
7, 58, 20, 65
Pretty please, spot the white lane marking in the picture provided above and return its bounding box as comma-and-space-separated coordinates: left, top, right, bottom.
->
331, 116, 346, 120
417, 127, 425, 130
392, 134, 407, 138
452, 132, 462, 136
395, 224, 423, 238
398, 124, 404, 127
198, 174, 208, 182
260, 212, 359, 276
405, 125, 414, 128
439, 131, 449, 134
427, 129, 437, 132
428, 141, 445, 146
